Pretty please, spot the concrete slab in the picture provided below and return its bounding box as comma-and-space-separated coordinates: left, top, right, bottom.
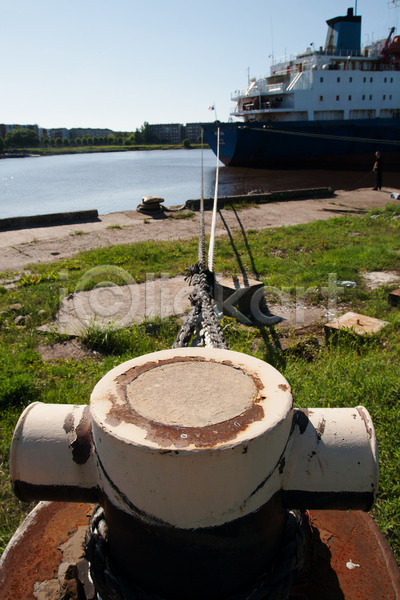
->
41, 276, 194, 335
362, 271, 400, 290
324, 311, 389, 339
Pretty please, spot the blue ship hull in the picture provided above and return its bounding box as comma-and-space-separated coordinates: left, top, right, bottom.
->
203, 119, 400, 170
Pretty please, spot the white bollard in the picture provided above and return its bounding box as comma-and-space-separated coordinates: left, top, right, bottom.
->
10, 347, 379, 599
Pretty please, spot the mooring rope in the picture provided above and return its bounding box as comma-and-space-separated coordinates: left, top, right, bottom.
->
173, 127, 228, 349
208, 126, 220, 273
198, 129, 206, 267
247, 124, 400, 146
84, 127, 309, 600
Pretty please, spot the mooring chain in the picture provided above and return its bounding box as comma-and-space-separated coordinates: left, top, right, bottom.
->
173, 263, 228, 349
85, 506, 306, 600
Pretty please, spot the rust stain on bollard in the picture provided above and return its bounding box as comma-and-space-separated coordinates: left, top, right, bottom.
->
356, 406, 373, 439
105, 356, 267, 449
0, 502, 95, 600
64, 405, 93, 465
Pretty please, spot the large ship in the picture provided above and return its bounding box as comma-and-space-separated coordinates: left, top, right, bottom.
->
203, 7, 400, 169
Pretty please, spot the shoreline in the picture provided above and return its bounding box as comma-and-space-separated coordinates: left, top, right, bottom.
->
0, 187, 398, 273
0, 144, 204, 161
0, 188, 333, 231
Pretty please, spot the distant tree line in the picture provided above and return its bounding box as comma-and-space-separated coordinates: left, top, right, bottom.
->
2, 128, 40, 149
0, 122, 188, 151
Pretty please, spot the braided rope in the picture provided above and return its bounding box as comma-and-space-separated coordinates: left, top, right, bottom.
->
174, 129, 228, 350
85, 132, 307, 599
173, 264, 228, 349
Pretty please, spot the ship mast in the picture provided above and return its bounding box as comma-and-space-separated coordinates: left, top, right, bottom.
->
355, 0, 357, 15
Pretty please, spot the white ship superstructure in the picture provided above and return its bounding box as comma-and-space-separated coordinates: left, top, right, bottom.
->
203, 7, 400, 169
231, 8, 400, 124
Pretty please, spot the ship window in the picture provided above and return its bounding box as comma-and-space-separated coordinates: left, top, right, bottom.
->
320, 77, 324, 83
363, 77, 366, 82
390, 77, 393, 83
369, 95, 373, 100
390, 95, 392, 100
384, 77, 387, 83
362, 94, 366, 100
320, 96, 323, 101
349, 77, 353, 82
337, 77, 341, 82
383, 95, 386, 100
370, 77, 373, 82
348, 95, 352, 101
336, 95, 340, 101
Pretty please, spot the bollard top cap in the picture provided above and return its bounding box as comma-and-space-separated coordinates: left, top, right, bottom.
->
90, 347, 293, 451
125, 360, 257, 428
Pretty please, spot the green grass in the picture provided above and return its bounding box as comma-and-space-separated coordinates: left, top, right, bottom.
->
1, 204, 400, 561
167, 210, 196, 220
106, 224, 124, 230
16, 143, 206, 157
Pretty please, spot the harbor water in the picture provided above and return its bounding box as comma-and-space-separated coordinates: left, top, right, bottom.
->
1, 149, 400, 220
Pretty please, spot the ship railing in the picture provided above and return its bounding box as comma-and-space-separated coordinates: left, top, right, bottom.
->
232, 85, 265, 100
262, 99, 294, 110
267, 83, 286, 92
271, 49, 362, 67
233, 97, 294, 115
231, 81, 289, 100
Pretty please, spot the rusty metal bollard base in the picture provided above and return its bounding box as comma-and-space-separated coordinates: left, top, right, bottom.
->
85, 506, 306, 600
1, 502, 400, 600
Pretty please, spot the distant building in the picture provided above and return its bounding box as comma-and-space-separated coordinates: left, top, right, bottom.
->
45, 128, 70, 141
184, 123, 209, 143
0, 122, 211, 144
148, 122, 211, 144
148, 123, 185, 144
0, 123, 40, 139
69, 128, 114, 140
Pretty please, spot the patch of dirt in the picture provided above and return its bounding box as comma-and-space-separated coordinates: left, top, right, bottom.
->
277, 322, 326, 352
267, 302, 329, 330
36, 340, 99, 361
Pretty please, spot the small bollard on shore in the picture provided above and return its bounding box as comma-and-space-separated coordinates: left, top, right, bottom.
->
9, 348, 378, 600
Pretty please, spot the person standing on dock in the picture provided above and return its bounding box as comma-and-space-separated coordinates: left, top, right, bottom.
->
372, 151, 383, 190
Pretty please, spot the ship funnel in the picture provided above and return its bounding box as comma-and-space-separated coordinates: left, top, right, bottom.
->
325, 7, 361, 56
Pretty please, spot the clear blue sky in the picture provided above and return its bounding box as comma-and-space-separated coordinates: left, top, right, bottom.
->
2, 0, 399, 132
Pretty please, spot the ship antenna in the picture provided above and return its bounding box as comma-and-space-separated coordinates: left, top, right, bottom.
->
355, 0, 357, 15
270, 18, 274, 63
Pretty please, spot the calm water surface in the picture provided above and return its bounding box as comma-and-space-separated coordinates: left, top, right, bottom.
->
1, 149, 400, 219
